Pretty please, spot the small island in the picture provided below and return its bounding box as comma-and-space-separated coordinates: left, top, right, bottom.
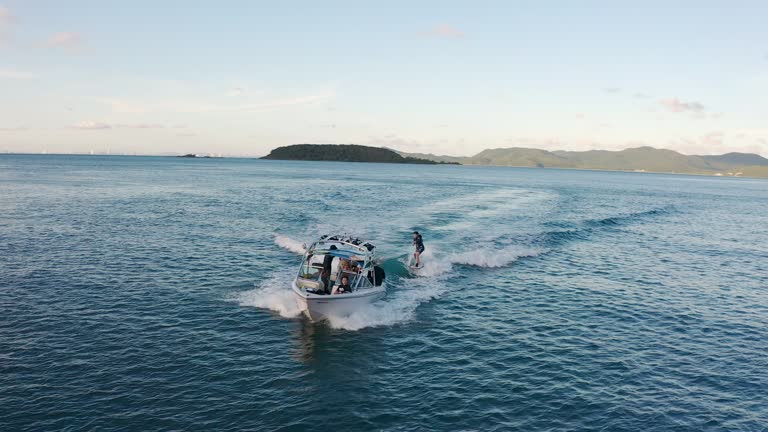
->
261, 144, 459, 165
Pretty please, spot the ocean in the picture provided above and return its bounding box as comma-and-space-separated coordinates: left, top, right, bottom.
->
1, 154, 767, 431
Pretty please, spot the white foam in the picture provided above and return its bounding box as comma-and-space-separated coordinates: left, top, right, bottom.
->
232, 274, 302, 318
274, 234, 306, 255
448, 245, 545, 268
232, 272, 447, 331
402, 244, 543, 276
326, 277, 446, 331
404, 247, 453, 277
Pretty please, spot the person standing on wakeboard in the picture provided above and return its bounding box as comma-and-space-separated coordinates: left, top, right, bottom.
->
412, 231, 425, 268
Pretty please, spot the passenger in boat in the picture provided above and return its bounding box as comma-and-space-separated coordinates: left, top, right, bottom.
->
339, 259, 350, 272
412, 231, 425, 267
321, 245, 337, 294
340, 259, 359, 273
336, 275, 351, 294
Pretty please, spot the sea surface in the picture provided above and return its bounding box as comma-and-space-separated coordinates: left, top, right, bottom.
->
1, 154, 767, 431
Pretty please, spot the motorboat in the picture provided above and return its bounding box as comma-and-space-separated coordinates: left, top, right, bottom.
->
292, 234, 386, 322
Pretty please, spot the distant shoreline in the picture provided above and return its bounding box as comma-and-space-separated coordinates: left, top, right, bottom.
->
4, 152, 768, 180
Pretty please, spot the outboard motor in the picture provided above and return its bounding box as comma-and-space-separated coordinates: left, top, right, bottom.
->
368, 265, 386, 286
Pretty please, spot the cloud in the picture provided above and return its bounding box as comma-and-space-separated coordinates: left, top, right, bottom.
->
0, 126, 28, 131
227, 87, 245, 97
701, 131, 724, 147
0, 6, 13, 43
365, 134, 429, 151
98, 90, 335, 114
634, 92, 650, 99
664, 131, 768, 156
0, 67, 36, 79
72, 121, 111, 130
418, 24, 465, 38
71, 122, 181, 130
660, 98, 705, 113
46, 31, 84, 49
117, 123, 165, 129
603, 87, 621, 93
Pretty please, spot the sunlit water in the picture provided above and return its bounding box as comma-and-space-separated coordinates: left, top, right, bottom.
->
1, 155, 767, 431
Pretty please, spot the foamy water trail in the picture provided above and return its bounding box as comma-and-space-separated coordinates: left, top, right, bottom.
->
233, 274, 302, 318
403, 248, 452, 277
232, 272, 447, 331
447, 245, 546, 268
402, 245, 543, 276
326, 277, 446, 331
252, 227, 541, 331
274, 234, 306, 254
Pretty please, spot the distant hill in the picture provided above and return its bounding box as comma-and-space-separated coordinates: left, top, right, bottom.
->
397, 146, 768, 177
699, 152, 768, 167
386, 150, 469, 165
261, 144, 457, 165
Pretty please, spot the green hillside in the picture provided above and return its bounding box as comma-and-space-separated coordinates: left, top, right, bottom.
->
399, 146, 768, 177
699, 152, 768, 167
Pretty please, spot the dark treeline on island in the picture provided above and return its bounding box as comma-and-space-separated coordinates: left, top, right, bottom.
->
261, 144, 459, 165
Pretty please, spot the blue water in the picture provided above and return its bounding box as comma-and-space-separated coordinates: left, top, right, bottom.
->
2, 155, 767, 431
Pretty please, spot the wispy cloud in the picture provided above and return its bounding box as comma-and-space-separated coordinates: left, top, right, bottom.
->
365, 134, 429, 151
660, 98, 705, 113
98, 90, 335, 114
701, 131, 724, 147
72, 121, 111, 130
46, 31, 84, 49
227, 87, 245, 97
71, 122, 182, 130
418, 24, 465, 39
0, 6, 14, 44
603, 87, 621, 94
118, 123, 166, 129
0, 67, 36, 79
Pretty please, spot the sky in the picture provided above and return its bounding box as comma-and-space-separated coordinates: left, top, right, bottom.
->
1, 0, 767, 157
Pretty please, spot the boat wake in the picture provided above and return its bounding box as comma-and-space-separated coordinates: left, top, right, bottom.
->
447, 245, 546, 268
274, 234, 306, 254
404, 245, 543, 276
232, 274, 302, 318
326, 277, 446, 331
325, 244, 541, 330
231, 270, 446, 331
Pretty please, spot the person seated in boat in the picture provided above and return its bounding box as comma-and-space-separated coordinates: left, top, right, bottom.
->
340, 259, 359, 274
334, 275, 351, 294
339, 259, 351, 272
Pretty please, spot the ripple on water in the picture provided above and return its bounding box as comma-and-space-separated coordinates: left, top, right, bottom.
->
1, 156, 767, 431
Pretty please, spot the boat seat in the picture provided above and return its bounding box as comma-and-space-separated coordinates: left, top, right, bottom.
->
298, 278, 324, 292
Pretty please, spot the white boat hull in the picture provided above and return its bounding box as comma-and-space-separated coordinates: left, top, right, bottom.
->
292, 280, 385, 322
